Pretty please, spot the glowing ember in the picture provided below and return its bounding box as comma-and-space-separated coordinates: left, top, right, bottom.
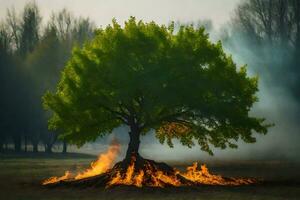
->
42, 140, 121, 185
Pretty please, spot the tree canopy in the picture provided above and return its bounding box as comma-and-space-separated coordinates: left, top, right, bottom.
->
43, 17, 270, 155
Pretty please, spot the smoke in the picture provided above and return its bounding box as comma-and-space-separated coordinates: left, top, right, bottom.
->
222, 28, 300, 161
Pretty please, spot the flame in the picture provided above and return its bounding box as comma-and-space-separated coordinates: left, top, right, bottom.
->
107, 160, 255, 188
107, 157, 145, 188
180, 162, 254, 185
42, 140, 121, 185
75, 142, 120, 180
108, 158, 179, 188
42, 140, 255, 188
42, 171, 72, 185
134, 170, 145, 187
150, 171, 181, 187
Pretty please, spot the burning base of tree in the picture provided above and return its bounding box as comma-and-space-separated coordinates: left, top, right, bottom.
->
42, 142, 257, 188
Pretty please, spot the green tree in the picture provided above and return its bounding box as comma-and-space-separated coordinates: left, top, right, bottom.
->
43, 18, 269, 162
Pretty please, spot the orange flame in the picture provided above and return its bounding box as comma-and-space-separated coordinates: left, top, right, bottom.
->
42, 171, 72, 185
42, 140, 121, 185
180, 162, 254, 185
150, 171, 181, 187
108, 159, 178, 188
107, 161, 255, 188
42, 140, 255, 187
107, 158, 145, 188
75, 141, 120, 180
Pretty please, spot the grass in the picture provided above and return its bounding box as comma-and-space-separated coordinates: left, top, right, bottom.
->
0, 153, 299, 200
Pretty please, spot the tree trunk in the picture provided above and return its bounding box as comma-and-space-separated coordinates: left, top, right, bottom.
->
31, 133, 40, 153
0, 141, 3, 152
33, 142, 38, 153
45, 144, 53, 153
13, 136, 22, 152
0, 136, 4, 152
125, 124, 141, 161
24, 135, 27, 152
293, 0, 300, 98
62, 140, 67, 154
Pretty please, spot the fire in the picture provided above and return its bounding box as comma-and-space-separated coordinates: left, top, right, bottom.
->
150, 171, 181, 187
42, 141, 256, 188
107, 159, 255, 188
106, 156, 182, 188
146, 163, 181, 187
75, 141, 120, 180
107, 156, 146, 188
42, 140, 121, 185
42, 171, 72, 185
180, 162, 255, 185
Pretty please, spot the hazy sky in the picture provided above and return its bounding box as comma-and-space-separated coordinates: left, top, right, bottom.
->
0, 0, 241, 28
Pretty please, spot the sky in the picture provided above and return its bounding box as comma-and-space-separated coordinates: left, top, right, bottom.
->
0, 0, 241, 29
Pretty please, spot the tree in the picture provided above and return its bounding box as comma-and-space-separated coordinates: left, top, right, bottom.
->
6, 7, 20, 51
25, 9, 95, 153
0, 23, 12, 151
232, 0, 300, 99
43, 18, 269, 164
2, 2, 42, 152
0, 17, 30, 152
19, 2, 41, 56
0, 3, 95, 153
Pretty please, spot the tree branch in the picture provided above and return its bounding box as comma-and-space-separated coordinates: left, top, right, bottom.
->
98, 102, 129, 124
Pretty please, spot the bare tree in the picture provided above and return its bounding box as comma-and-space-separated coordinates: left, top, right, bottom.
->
6, 7, 20, 51
231, 0, 300, 101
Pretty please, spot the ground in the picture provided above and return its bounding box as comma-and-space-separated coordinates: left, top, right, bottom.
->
0, 153, 299, 200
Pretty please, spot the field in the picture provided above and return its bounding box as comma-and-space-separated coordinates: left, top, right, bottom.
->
0, 153, 299, 200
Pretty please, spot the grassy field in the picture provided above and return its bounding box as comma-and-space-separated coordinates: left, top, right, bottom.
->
0, 153, 299, 200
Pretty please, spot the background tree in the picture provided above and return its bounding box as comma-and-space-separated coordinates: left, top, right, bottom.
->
19, 2, 41, 57
227, 0, 300, 100
2, 2, 42, 152
0, 2, 95, 153
0, 23, 12, 151
43, 18, 269, 164
25, 9, 94, 153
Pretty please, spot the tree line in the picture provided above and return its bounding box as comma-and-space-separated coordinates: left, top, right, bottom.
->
0, 2, 95, 153
223, 0, 300, 101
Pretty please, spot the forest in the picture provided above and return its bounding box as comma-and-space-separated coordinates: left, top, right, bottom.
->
0, 2, 95, 153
